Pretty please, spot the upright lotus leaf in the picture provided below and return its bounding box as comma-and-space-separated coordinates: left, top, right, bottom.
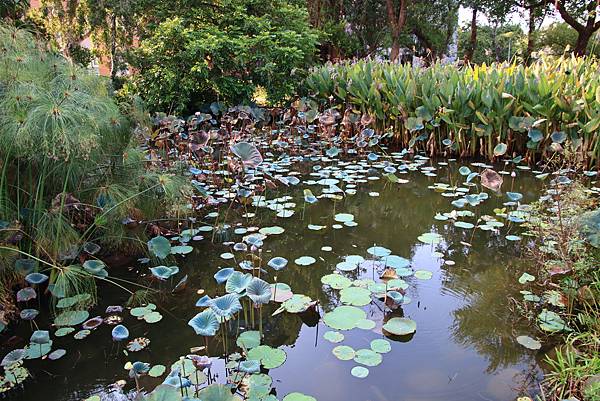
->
188, 309, 220, 336
303, 189, 317, 204
210, 294, 242, 318
14, 259, 37, 275
198, 384, 236, 401
25, 272, 48, 285
147, 236, 172, 259
82, 260, 108, 278
214, 268, 235, 284
247, 345, 286, 369
150, 265, 179, 280
111, 325, 129, 341
1, 349, 25, 367
506, 192, 523, 202
20, 308, 39, 320
230, 142, 263, 168
225, 271, 253, 294
493, 143, 507, 156
267, 257, 288, 271
246, 278, 272, 305
24, 340, 52, 359
130, 361, 151, 376
16, 287, 36, 302
383, 317, 417, 336
196, 295, 212, 307
236, 330, 261, 349
238, 360, 261, 374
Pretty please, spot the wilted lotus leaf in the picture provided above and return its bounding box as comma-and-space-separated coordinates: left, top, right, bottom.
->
273, 294, 313, 315
127, 337, 150, 352
481, 169, 503, 191
82, 316, 103, 330
231, 142, 263, 168
16, 287, 36, 302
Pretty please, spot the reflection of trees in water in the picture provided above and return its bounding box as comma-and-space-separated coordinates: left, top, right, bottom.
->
441, 248, 532, 373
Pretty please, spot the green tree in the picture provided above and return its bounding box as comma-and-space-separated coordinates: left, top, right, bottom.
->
554, 0, 600, 56
458, 22, 525, 64
537, 21, 600, 57
127, 0, 319, 113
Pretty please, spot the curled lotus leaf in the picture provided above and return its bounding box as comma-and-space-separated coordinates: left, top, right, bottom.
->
225, 271, 254, 294
246, 278, 272, 305
230, 142, 263, 168
188, 310, 219, 337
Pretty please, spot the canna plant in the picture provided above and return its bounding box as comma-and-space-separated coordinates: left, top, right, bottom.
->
305, 56, 600, 168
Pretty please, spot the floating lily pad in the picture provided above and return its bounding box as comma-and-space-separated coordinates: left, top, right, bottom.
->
237, 331, 261, 349
323, 306, 367, 330
283, 393, 317, 401
383, 317, 417, 336
356, 319, 376, 330
148, 364, 166, 377
414, 270, 433, 280
367, 246, 391, 257
353, 349, 382, 366
418, 232, 443, 244
332, 345, 355, 361
351, 366, 369, 378
295, 256, 316, 266
340, 287, 372, 306
516, 335, 542, 350
323, 331, 345, 343
370, 339, 392, 353
54, 310, 89, 327
321, 274, 352, 289
247, 345, 286, 369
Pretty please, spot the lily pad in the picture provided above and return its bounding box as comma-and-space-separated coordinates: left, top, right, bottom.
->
323, 305, 366, 330
353, 349, 382, 367
332, 345, 355, 361
295, 256, 316, 266
237, 331, 261, 349
351, 366, 369, 378
370, 339, 392, 354
339, 287, 372, 306
516, 335, 542, 350
323, 331, 345, 343
382, 317, 417, 336
247, 345, 286, 369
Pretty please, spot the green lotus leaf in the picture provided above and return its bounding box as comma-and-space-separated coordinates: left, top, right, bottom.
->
323, 331, 345, 343
370, 339, 392, 353
323, 305, 367, 330
237, 330, 261, 349
247, 345, 286, 369
332, 345, 355, 360
282, 393, 316, 401
516, 335, 541, 350
54, 310, 90, 327
353, 348, 383, 366
351, 366, 369, 378
321, 274, 352, 289
147, 236, 172, 259
382, 317, 417, 336
339, 287, 372, 306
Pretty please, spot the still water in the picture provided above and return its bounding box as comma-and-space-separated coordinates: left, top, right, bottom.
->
11, 158, 544, 401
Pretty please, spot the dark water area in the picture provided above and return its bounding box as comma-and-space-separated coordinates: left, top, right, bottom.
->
7, 158, 546, 401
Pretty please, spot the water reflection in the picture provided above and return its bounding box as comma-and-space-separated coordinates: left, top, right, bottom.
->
9, 163, 543, 401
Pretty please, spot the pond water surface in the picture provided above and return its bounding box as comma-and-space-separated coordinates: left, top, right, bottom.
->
11, 156, 546, 401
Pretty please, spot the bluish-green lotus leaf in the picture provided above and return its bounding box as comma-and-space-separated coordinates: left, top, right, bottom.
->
386, 290, 404, 304
30, 330, 50, 345
188, 309, 220, 336
334, 213, 354, 223
24, 340, 52, 359
147, 236, 172, 259
74, 329, 91, 339
383, 317, 417, 336
384, 255, 410, 269
340, 287, 372, 306
148, 365, 167, 378
214, 268, 235, 284
367, 246, 391, 257
323, 305, 366, 330
417, 232, 443, 244
238, 360, 261, 374
82, 260, 106, 275
196, 295, 212, 307
131, 361, 151, 376
54, 310, 89, 327
351, 366, 369, 378
20, 308, 39, 320
458, 166, 471, 176
294, 256, 316, 266
55, 327, 75, 337
267, 257, 288, 271
225, 271, 253, 294
198, 384, 237, 401
25, 272, 48, 285
16, 287, 36, 302
274, 294, 313, 314
1, 349, 25, 367
111, 325, 129, 341
537, 309, 570, 332
321, 274, 352, 289
370, 339, 392, 353
143, 385, 183, 401
506, 192, 523, 202
353, 348, 383, 366
236, 330, 261, 349
210, 294, 242, 318
246, 278, 272, 305
15, 259, 37, 275
247, 345, 286, 369
171, 245, 193, 255
150, 265, 179, 280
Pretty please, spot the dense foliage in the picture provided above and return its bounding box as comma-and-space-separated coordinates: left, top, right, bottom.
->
124, 0, 319, 113
305, 57, 600, 167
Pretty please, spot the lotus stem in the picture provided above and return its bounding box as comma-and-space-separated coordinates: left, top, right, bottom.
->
259, 305, 263, 337
204, 336, 209, 355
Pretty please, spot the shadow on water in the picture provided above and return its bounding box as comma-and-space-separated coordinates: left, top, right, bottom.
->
9, 161, 545, 401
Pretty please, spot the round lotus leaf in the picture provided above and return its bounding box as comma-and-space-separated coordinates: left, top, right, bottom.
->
367, 246, 391, 257
55, 327, 75, 337
248, 373, 272, 389
339, 287, 372, 306
280, 294, 312, 313
323, 306, 366, 330
332, 345, 355, 361
143, 311, 163, 324
336, 261, 358, 272
259, 226, 285, 235
147, 236, 171, 259
383, 317, 417, 336
24, 340, 52, 359
345, 255, 365, 265
370, 339, 392, 353
294, 256, 316, 266
247, 345, 286, 369
237, 331, 261, 349
414, 270, 433, 280
417, 232, 443, 244
384, 255, 410, 269
351, 366, 369, 378
48, 349, 66, 360
323, 331, 345, 343
356, 319, 376, 330
74, 329, 91, 340
386, 279, 409, 291
220, 252, 235, 260
148, 364, 166, 377
353, 349, 383, 367
321, 274, 352, 289
334, 213, 354, 223
198, 384, 237, 401
454, 221, 474, 229
283, 393, 317, 401
395, 267, 414, 277
54, 310, 89, 326
516, 335, 542, 350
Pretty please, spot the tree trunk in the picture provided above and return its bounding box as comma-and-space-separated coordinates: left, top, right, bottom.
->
386, 0, 408, 62
574, 30, 592, 56
525, 6, 536, 64
464, 7, 478, 63
110, 13, 117, 83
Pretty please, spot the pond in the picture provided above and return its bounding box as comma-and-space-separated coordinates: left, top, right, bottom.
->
10, 153, 546, 401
